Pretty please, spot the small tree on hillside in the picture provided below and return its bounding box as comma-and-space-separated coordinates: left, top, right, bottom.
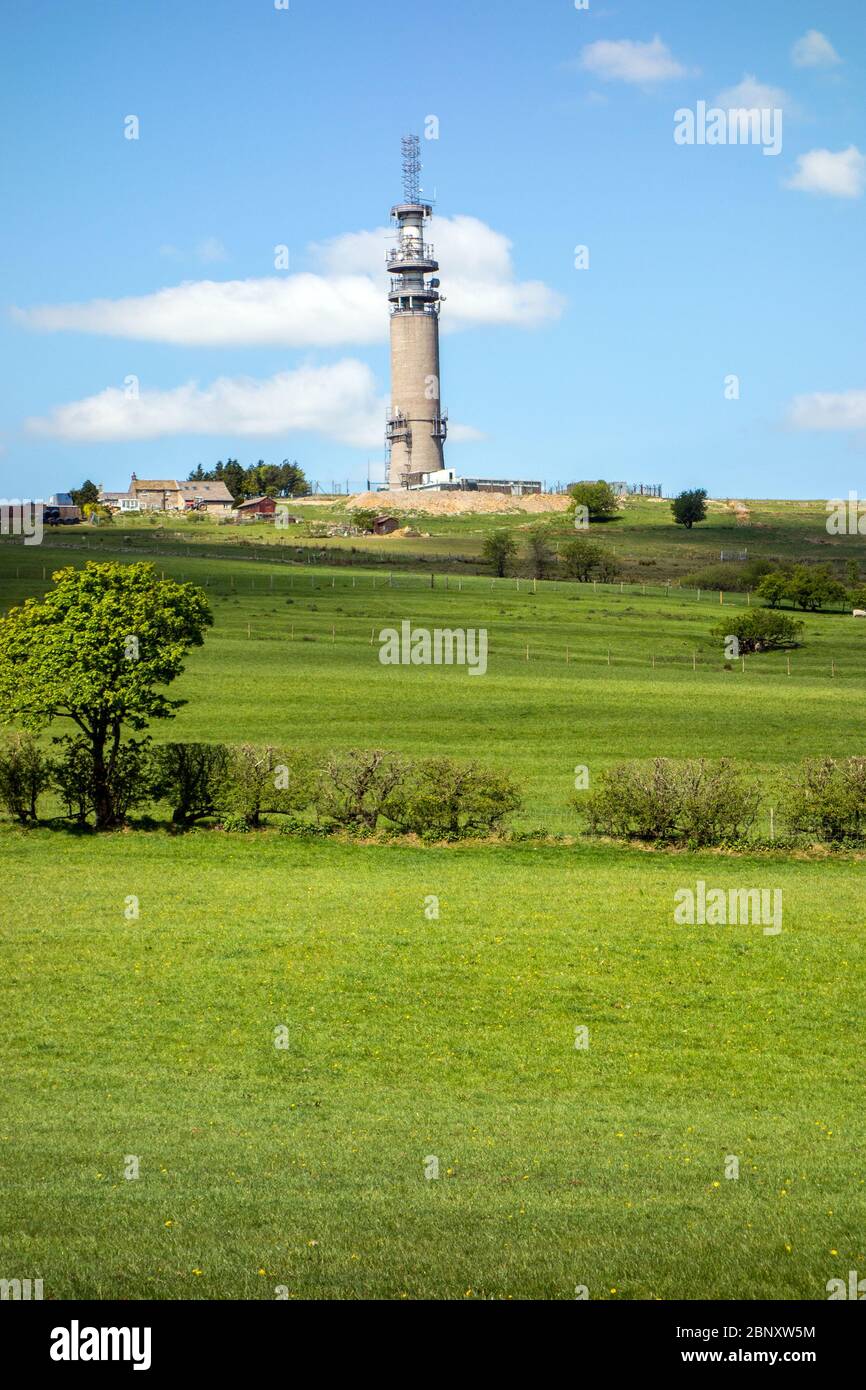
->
755, 572, 789, 608
785, 565, 847, 612
713, 608, 803, 654
671, 488, 708, 529
0, 562, 212, 829
568, 480, 618, 520
482, 529, 518, 577
560, 537, 603, 581
526, 527, 555, 580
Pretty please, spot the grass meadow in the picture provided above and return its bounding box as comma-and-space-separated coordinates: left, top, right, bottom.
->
1, 521, 864, 1299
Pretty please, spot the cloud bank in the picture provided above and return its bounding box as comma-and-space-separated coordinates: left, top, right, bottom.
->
26, 361, 387, 447
14, 215, 563, 347
25, 361, 485, 447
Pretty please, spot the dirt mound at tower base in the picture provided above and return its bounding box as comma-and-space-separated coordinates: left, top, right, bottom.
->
347, 490, 572, 516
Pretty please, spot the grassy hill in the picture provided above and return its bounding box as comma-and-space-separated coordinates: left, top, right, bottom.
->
33, 494, 863, 585
1, 511, 864, 1299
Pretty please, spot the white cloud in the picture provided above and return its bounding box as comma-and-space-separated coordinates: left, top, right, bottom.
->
715, 75, 789, 111
13, 215, 562, 348
314, 214, 563, 333
448, 423, 485, 443
196, 237, 228, 264
785, 145, 865, 198
25, 361, 387, 448
788, 389, 866, 432
791, 30, 841, 69
14, 275, 385, 348
579, 36, 687, 85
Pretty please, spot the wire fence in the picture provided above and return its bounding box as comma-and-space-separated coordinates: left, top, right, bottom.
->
0, 539, 764, 607
0, 539, 858, 680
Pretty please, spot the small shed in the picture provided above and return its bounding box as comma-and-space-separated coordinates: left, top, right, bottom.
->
233, 496, 277, 520
372, 514, 400, 535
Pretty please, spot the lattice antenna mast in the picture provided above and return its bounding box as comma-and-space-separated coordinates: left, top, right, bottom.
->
401, 134, 422, 204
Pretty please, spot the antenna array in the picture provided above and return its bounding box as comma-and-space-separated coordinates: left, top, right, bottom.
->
401, 133, 421, 204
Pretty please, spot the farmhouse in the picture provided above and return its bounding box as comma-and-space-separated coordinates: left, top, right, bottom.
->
100, 490, 139, 513
177, 481, 234, 515
119, 475, 234, 515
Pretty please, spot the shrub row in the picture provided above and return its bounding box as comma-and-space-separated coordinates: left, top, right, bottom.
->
578, 756, 866, 846
0, 735, 521, 840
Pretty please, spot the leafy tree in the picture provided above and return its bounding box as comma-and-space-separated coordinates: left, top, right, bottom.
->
560, 537, 603, 581
526, 526, 555, 579
595, 552, 619, 583
277, 460, 309, 497
671, 488, 708, 529
785, 564, 847, 612
191, 458, 309, 499
351, 509, 379, 533
0, 562, 211, 829
567, 480, 619, 520
755, 572, 789, 608
70, 479, 100, 510
713, 608, 803, 654
218, 460, 247, 500
482, 529, 518, 577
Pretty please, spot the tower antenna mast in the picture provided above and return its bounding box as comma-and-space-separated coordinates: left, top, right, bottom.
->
401, 133, 422, 204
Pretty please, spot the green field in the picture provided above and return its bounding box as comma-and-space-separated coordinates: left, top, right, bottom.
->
28, 493, 866, 584
1, 511, 864, 1300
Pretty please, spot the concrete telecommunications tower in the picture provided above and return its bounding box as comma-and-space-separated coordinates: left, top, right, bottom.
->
386, 135, 447, 489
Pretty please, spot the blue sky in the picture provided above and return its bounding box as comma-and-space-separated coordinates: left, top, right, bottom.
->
2, 0, 864, 499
